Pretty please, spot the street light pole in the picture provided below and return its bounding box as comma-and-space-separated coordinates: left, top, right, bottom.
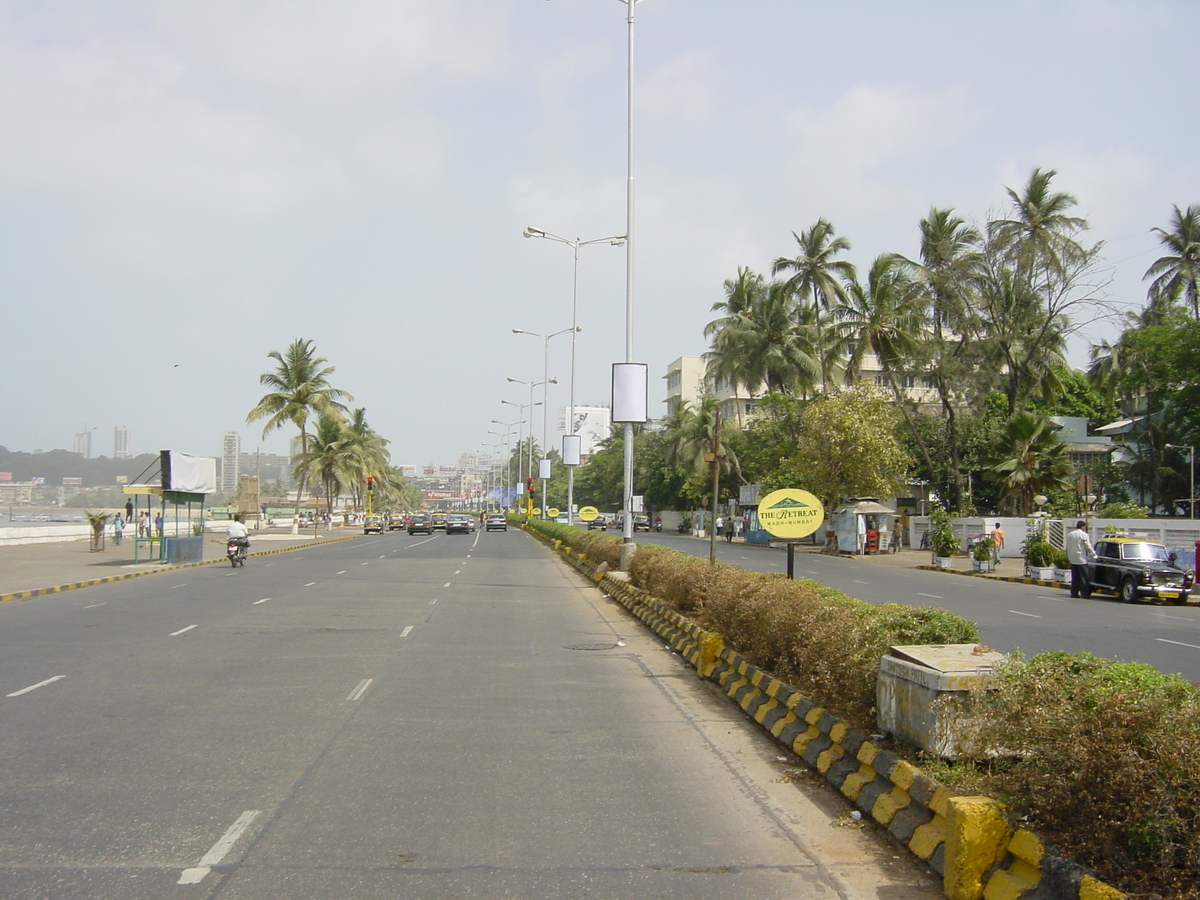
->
513, 326, 575, 519
522, 228, 625, 524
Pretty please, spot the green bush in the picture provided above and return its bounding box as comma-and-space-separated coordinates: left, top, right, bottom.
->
970, 652, 1200, 899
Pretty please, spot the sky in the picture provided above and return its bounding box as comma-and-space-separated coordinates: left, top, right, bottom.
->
2, 0, 1197, 468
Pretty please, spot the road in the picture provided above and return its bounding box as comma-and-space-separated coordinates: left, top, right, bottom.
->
0, 528, 939, 900
634, 533, 1200, 682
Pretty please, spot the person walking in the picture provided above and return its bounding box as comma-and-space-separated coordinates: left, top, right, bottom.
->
125, 498, 134, 523
715, 516, 725, 539
1065, 520, 1096, 598
990, 521, 1005, 565
112, 513, 124, 546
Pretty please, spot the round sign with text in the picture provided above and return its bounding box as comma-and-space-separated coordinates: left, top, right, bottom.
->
578, 506, 600, 522
756, 489, 825, 539
547, 508, 560, 518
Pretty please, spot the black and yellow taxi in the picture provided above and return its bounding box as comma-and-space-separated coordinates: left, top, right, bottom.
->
1088, 537, 1194, 604
363, 515, 385, 534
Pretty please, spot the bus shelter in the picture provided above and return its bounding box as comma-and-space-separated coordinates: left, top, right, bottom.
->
123, 484, 208, 563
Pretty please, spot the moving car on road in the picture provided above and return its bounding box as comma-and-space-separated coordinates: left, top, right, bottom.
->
387, 514, 405, 531
431, 513, 448, 531
446, 514, 475, 535
1088, 538, 1194, 604
363, 515, 384, 534
407, 514, 433, 535
485, 513, 508, 532
587, 515, 608, 531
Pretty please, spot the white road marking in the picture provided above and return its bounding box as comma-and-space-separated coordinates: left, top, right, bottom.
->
347, 678, 373, 701
1009, 611, 1042, 618
429, 598, 439, 606
918, 593, 942, 600
83, 602, 106, 609
360, 562, 370, 566
854, 579, 870, 585
1158, 638, 1200, 650
337, 570, 347, 575
170, 624, 199, 636
7, 675, 65, 697
171, 583, 188, 589
253, 597, 270, 605
1160, 614, 1192, 621
178, 809, 261, 885
400, 626, 414, 637
304, 582, 316, 587
380, 555, 386, 559
443, 582, 452, 588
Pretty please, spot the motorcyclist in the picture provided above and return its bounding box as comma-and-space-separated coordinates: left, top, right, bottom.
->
226, 515, 250, 552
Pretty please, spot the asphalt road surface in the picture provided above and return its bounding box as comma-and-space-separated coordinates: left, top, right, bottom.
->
637, 533, 1200, 682
0, 529, 939, 900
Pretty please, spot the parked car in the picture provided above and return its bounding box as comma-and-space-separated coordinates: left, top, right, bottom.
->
431, 513, 448, 531
387, 514, 405, 531
485, 513, 508, 532
363, 515, 384, 534
407, 515, 433, 535
1088, 538, 1194, 604
446, 514, 475, 535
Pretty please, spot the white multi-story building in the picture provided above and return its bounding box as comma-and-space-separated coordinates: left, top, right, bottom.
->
73, 431, 91, 459
114, 426, 130, 459
556, 405, 612, 459
221, 431, 241, 493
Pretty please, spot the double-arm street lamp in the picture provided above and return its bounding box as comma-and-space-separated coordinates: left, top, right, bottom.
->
505, 380, 554, 513
1166, 444, 1197, 519
522, 229, 625, 522
513, 325, 578, 519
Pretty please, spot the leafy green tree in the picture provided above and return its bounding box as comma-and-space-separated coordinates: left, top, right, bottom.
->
247, 339, 353, 516
294, 415, 356, 522
1145, 204, 1200, 319
767, 386, 912, 550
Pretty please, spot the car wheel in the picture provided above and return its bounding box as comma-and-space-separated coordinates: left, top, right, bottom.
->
1120, 578, 1138, 603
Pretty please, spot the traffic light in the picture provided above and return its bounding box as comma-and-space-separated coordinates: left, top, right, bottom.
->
366, 476, 374, 490
526, 477, 535, 494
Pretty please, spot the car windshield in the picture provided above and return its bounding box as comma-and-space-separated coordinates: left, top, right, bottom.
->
1120, 542, 1170, 562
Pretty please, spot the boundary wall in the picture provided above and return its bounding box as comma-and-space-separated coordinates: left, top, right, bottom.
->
539, 529, 1127, 900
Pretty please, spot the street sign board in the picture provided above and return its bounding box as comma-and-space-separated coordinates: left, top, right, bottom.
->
578, 505, 600, 522
756, 489, 824, 539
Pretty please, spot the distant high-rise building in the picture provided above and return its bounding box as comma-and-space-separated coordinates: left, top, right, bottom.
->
74, 430, 92, 459
114, 426, 130, 459
221, 432, 241, 493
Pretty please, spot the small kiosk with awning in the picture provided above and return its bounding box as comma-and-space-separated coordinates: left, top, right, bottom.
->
123, 451, 216, 563
832, 498, 897, 555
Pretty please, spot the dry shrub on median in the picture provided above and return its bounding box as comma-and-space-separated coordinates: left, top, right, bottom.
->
969, 652, 1200, 900
628, 544, 977, 723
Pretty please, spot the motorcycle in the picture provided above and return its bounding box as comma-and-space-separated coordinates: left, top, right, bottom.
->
676, 521, 688, 534
227, 538, 249, 567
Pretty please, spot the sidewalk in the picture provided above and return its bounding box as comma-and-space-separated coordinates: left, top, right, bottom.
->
0, 529, 357, 601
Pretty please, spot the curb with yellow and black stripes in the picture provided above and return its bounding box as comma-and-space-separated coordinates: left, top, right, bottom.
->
535, 529, 1127, 900
0, 535, 360, 604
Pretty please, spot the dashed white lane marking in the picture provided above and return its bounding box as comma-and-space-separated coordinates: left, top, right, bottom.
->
429, 599, 439, 606
1009, 610, 1042, 618
83, 602, 106, 609
918, 593, 942, 600
171, 583, 188, 590
347, 678, 373, 701
401, 626, 414, 637
170, 624, 199, 636
253, 597, 270, 605
1158, 638, 1200, 650
360, 562, 370, 566
178, 810, 262, 885
304, 582, 316, 587
1160, 614, 1192, 621
854, 579, 870, 585
7, 675, 65, 697
443, 582, 451, 588
337, 570, 347, 575
454, 570, 461, 575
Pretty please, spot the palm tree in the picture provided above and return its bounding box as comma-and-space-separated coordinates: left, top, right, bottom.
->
294, 415, 356, 523
989, 411, 1073, 516
705, 279, 821, 404
988, 167, 1089, 284
247, 339, 353, 517
833, 253, 937, 480
772, 219, 856, 384
342, 408, 390, 511
1144, 204, 1200, 319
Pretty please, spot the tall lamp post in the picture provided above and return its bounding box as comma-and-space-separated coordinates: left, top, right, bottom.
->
498, 402, 540, 486
522, 228, 625, 523
1166, 444, 1197, 519
513, 325, 576, 519
506, 378, 554, 514
490, 420, 520, 500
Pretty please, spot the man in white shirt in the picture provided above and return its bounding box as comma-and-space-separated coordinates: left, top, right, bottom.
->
1065, 520, 1095, 598
226, 515, 250, 549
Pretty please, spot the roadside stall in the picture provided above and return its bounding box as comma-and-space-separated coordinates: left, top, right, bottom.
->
832, 498, 897, 555
124, 451, 216, 563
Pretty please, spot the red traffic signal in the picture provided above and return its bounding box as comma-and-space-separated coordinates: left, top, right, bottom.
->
526, 478, 535, 493
367, 476, 374, 489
